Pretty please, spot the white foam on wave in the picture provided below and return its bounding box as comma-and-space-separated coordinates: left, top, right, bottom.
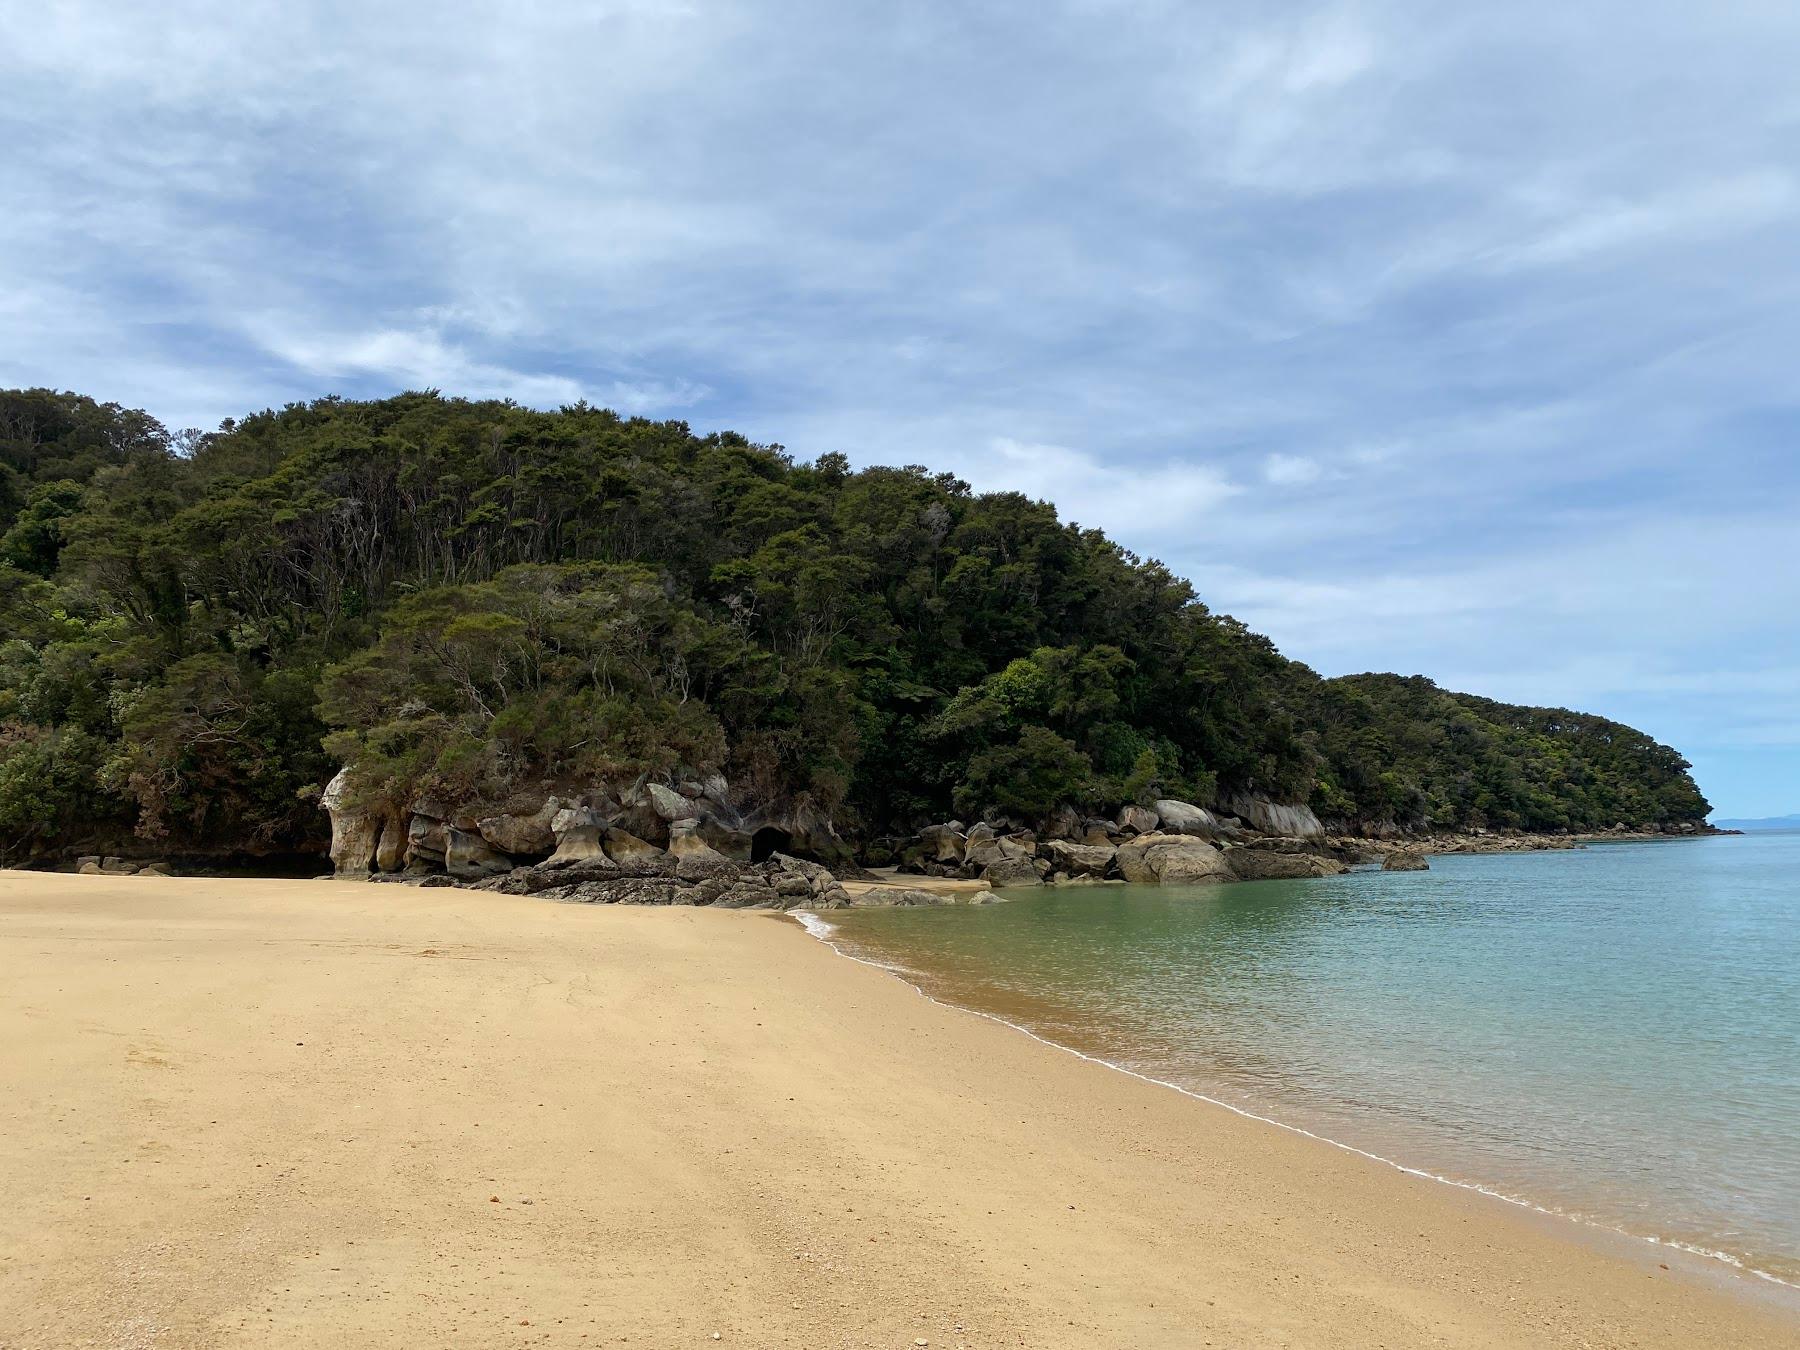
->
788, 908, 1799, 1293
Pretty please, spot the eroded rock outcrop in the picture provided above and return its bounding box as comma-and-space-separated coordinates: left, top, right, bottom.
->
545, 807, 608, 865
321, 767, 383, 875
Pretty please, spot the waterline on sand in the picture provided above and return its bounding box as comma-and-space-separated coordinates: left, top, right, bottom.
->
789, 905, 1799, 1294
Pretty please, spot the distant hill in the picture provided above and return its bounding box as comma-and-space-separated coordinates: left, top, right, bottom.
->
1712, 814, 1800, 832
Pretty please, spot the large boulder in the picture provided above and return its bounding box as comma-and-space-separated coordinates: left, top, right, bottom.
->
321, 767, 382, 875
1224, 795, 1324, 839
477, 800, 560, 857
1042, 804, 1083, 840
848, 887, 945, 908
646, 782, 698, 823
1152, 799, 1219, 837
1115, 804, 1159, 836
1045, 839, 1116, 878
445, 828, 513, 879
918, 823, 967, 864
1383, 848, 1430, 872
1225, 848, 1348, 881
982, 855, 1048, 887
1115, 833, 1233, 885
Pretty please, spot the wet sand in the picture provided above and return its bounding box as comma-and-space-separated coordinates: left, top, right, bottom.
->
2, 871, 1794, 1347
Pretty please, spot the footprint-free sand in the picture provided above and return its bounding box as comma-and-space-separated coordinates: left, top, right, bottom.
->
2, 871, 1794, 1347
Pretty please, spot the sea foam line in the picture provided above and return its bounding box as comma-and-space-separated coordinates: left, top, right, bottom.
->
788, 908, 1798, 1293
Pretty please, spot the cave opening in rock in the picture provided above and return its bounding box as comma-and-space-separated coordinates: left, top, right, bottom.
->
750, 827, 792, 863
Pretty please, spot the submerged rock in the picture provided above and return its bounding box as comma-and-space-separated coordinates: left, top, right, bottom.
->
1225, 848, 1348, 881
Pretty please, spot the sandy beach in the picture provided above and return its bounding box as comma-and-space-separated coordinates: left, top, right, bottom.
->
2, 872, 1795, 1349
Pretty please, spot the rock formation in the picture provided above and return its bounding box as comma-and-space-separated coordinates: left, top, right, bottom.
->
1115, 833, 1233, 885
1222, 795, 1325, 838
321, 767, 383, 875
1225, 846, 1349, 881
1152, 798, 1236, 839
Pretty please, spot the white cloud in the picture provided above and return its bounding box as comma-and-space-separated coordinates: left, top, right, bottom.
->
3, 0, 1800, 807
1499, 170, 1800, 269
966, 438, 1241, 539
252, 324, 587, 407
1263, 452, 1324, 485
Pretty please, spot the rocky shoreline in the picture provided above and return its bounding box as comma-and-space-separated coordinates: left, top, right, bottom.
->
882, 801, 1724, 892
45, 771, 1726, 908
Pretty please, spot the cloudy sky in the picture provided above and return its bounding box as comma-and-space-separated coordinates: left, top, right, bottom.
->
5, 0, 1797, 815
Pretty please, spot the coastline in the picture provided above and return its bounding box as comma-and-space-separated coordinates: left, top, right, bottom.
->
3, 871, 1795, 1347
798, 900, 1800, 1295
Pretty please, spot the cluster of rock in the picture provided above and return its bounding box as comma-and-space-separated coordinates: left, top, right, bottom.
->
74, 855, 172, 877
321, 763, 1732, 903
891, 797, 1353, 889
322, 768, 847, 882
387, 848, 863, 910
318, 766, 960, 909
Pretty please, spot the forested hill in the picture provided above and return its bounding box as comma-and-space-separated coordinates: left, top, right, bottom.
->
0, 388, 1709, 861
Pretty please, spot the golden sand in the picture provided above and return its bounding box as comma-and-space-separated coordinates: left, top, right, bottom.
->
2, 871, 1794, 1347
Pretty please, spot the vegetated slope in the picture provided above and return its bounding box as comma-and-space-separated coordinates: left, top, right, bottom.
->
0, 389, 1709, 860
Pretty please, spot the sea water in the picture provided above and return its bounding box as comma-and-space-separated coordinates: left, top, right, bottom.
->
815, 833, 1800, 1290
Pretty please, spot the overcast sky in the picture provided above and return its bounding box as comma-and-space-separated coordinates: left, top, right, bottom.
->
5, 0, 1797, 815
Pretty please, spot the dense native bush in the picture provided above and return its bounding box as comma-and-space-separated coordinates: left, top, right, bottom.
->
0, 388, 1710, 855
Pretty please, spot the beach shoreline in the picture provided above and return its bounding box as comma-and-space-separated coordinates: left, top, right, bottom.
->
3, 871, 1795, 1347
796, 901, 1800, 1301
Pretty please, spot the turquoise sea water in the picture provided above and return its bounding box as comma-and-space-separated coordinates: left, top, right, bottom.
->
817, 833, 1800, 1289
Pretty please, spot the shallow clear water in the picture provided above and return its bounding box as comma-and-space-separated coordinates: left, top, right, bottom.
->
820, 834, 1800, 1288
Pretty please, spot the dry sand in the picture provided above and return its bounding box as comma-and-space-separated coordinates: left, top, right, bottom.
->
1, 870, 1795, 1349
